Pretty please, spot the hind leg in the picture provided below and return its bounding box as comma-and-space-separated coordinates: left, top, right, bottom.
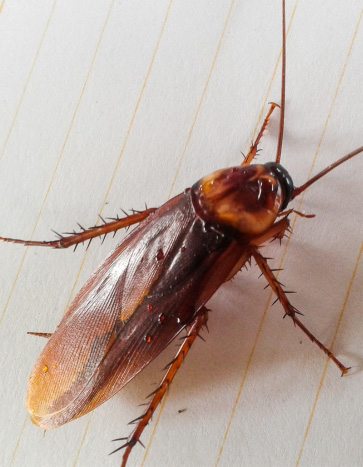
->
112, 308, 209, 467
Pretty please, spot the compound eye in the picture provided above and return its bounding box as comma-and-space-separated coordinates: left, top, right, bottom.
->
264, 162, 294, 210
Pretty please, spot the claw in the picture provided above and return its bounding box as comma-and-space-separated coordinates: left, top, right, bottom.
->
341, 367, 351, 377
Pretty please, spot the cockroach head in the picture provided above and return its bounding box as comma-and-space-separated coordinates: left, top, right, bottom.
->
192, 163, 293, 236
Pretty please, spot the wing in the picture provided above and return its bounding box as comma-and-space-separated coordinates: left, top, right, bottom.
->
27, 191, 248, 429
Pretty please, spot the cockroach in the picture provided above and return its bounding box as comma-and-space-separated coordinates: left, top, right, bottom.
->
1, 1, 362, 466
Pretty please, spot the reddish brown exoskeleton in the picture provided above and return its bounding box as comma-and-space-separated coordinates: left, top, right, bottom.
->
1, 1, 362, 466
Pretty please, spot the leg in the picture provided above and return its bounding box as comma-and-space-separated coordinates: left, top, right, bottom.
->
242, 103, 279, 166
224, 218, 290, 283
252, 209, 315, 247
251, 217, 290, 246
250, 247, 349, 375
111, 308, 209, 467
27, 332, 52, 338
277, 208, 315, 219
0, 208, 156, 250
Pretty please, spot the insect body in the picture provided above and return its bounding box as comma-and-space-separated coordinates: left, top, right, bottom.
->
3, 142, 361, 465
1, 1, 362, 466
25, 162, 291, 428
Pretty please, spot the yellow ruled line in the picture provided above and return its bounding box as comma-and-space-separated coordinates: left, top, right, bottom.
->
0, 0, 6, 15
0, 1, 58, 165
299, 8, 363, 192
7, 3, 362, 467
215, 219, 296, 466
294, 11, 363, 464
215, 1, 299, 461
141, 395, 168, 466
296, 241, 363, 466
63, 0, 174, 315
250, 1, 299, 144
10, 0, 116, 463
168, 0, 236, 200
216, 5, 362, 465
10, 415, 28, 466
0, 0, 114, 330
141, 1, 237, 463
72, 1, 174, 463
73, 413, 94, 467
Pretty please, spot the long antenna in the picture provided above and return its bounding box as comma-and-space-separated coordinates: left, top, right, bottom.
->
275, 0, 286, 164
292, 146, 363, 198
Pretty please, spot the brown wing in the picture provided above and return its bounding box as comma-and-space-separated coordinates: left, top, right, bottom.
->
27, 191, 247, 429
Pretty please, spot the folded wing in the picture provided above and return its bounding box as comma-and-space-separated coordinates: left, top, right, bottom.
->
27, 191, 246, 428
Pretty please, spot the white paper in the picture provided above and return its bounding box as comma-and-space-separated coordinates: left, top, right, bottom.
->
0, 1, 362, 466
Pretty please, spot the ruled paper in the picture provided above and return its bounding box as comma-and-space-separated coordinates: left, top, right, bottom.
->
0, 1, 362, 466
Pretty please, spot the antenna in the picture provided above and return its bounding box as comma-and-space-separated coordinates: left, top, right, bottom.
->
275, 0, 286, 164
292, 146, 363, 198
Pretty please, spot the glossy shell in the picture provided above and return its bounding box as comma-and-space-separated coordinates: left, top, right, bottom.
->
27, 189, 249, 428
192, 165, 284, 235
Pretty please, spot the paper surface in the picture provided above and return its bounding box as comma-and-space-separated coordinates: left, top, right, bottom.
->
0, 1, 362, 466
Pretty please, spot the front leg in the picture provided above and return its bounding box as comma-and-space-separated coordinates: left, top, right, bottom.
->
242, 103, 279, 166
251, 247, 349, 375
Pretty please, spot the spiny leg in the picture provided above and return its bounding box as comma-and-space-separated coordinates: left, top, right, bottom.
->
112, 308, 209, 467
242, 103, 279, 166
0, 208, 156, 250
250, 247, 349, 375
224, 218, 291, 283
